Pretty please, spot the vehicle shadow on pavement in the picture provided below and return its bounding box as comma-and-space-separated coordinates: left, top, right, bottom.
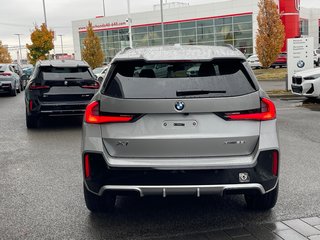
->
301, 98, 320, 111
85, 195, 276, 239
30, 116, 83, 130
0, 93, 12, 97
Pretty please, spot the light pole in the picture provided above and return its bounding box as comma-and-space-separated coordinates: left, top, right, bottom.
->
160, 0, 165, 45
102, 0, 106, 17
42, 0, 48, 26
58, 35, 64, 56
14, 34, 22, 63
127, 0, 133, 48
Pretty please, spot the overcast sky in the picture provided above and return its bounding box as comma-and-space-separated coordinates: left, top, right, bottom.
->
1, 0, 319, 59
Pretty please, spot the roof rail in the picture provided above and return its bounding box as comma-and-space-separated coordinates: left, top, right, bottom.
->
225, 44, 236, 51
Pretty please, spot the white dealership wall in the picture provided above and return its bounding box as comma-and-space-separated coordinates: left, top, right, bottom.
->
301, 7, 320, 49
72, 0, 319, 60
72, 0, 260, 60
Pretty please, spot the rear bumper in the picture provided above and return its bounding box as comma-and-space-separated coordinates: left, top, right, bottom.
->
93, 183, 275, 197
271, 62, 287, 67
83, 150, 279, 197
27, 101, 89, 116
248, 63, 261, 68
0, 81, 14, 92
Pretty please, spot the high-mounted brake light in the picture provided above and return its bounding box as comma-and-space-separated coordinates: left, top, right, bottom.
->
226, 98, 276, 121
85, 101, 133, 124
81, 81, 100, 89
29, 83, 50, 90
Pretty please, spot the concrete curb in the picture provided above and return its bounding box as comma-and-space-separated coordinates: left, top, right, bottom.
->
268, 93, 296, 98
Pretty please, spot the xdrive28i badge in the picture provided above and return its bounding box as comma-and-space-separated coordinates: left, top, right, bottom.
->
175, 101, 185, 111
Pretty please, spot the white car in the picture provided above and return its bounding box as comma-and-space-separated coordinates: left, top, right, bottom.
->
247, 55, 262, 69
291, 68, 320, 99
93, 65, 109, 82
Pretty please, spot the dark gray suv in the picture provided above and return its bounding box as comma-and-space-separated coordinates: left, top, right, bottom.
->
82, 45, 279, 212
25, 60, 99, 128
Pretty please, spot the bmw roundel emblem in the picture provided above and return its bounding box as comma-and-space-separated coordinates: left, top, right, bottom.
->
175, 101, 185, 111
297, 60, 305, 68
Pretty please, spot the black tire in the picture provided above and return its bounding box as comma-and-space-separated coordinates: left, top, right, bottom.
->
17, 84, 21, 93
316, 59, 320, 67
26, 114, 38, 129
245, 184, 278, 210
83, 183, 116, 212
10, 87, 17, 96
20, 82, 25, 91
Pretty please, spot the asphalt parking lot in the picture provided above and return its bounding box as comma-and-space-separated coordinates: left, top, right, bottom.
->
0, 93, 319, 239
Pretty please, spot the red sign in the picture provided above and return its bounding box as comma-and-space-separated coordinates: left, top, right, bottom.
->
79, 22, 127, 32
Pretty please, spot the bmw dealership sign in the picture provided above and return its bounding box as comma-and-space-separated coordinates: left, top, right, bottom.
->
287, 38, 314, 90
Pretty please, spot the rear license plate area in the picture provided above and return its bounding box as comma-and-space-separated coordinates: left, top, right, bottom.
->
163, 120, 198, 128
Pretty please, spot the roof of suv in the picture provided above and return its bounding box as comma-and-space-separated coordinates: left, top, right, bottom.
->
37, 60, 89, 68
113, 45, 246, 62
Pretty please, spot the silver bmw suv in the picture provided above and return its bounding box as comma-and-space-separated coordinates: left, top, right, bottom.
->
82, 45, 279, 212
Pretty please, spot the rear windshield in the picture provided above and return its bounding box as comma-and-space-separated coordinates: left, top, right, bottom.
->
103, 60, 256, 99
39, 66, 93, 81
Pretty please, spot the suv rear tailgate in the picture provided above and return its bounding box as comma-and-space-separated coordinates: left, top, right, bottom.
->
100, 92, 260, 158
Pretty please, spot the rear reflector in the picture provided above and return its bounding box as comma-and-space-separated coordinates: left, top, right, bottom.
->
84, 154, 90, 178
85, 101, 133, 124
29, 100, 33, 111
272, 151, 279, 176
226, 98, 276, 121
81, 81, 100, 89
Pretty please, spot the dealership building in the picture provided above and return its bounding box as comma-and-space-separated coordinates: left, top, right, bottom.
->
72, 0, 320, 62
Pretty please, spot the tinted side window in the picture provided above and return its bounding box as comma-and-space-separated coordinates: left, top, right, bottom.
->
103, 60, 256, 99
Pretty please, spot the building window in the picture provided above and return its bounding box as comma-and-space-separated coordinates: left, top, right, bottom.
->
300, 19, 309, 36
78, 14, 253, 61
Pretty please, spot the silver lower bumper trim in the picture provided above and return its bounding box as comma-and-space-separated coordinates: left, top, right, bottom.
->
98, 183, 266, 197
40, 109, 85, 113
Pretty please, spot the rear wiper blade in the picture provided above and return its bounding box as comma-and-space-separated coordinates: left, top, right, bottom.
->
64, 77, 83, 80
176, 89, 226, 96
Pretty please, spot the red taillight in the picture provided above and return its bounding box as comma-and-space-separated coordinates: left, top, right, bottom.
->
81, 81, 100, 89
272, 151, 279, 176
85, 101, 133, 124
29, 83, 50, 90
0, 72, 12, 76
29, 100, 33, 111
226, 98, 276, 121
84, 154, 90, 178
